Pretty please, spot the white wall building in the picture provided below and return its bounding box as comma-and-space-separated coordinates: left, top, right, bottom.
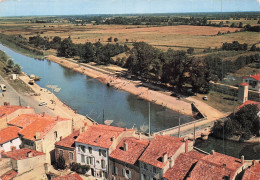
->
243, 74, 260, 91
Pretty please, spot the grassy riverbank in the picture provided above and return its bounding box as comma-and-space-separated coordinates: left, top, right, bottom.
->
0, 34, 44, 59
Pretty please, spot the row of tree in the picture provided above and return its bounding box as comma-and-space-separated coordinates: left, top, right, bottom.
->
0, 51, 21, 74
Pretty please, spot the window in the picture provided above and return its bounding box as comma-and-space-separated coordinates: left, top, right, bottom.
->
78, 145, 85, 153
90, 157, 94, 165
101, 160, 106, 169
115, 167, 118, 175
69, 152, 73, 160
141, 174, 146, 180
54, 131, 58, 139
152, 167, 156, 174
125, 169, 131, 179
143, 164, 148, 170
99, 149, 101, 156
81, 154, 85, 163
88, 147, 92, 154
59, 150, 63, 156
10, 140, 13, 143
86, 157, 90, 165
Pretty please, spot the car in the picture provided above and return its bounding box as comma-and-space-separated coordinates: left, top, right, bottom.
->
156, 81, 161, 85
39, 102, 47, 106
203, 96, 208, 101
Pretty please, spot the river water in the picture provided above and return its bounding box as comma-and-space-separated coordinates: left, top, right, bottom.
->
0, 44, 193, 132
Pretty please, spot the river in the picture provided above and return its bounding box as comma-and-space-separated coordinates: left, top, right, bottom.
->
0, 44, 193, 133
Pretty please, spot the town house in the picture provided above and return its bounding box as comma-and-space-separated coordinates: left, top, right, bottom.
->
138, 135, 193, 180
75, 124, 134, 179
0, 126, 21, 157
109, 137, 149, 180
243, 74, 260, 91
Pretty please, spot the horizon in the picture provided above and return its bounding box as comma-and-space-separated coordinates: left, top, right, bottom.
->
0, 0, 259, 17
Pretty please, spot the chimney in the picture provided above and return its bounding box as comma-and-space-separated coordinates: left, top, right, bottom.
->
56, 116, 60, 121
60, 136, 63, 141
162, 153, 168, 163
79, 127, 85, 134
111, 136, 115, 141
27, 151, 33, 158
42, 112, 45, 117
211, 150, 215, 155
124, 142, 128, 151
241, 155, 244, 164
169, 156, 174, 168
35, 132, 41, 140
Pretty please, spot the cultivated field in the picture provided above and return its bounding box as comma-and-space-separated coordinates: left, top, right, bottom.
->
1, 21, 259, 53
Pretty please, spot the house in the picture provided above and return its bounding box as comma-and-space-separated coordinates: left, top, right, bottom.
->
75, 124, 134, 179
109, 137, 149, 180
0, 105, 34, 129
7, 113, 72, 164
163, 151, 206, 180
1, 148, 47, 179
0, 170, 18, 180
55, 130, 80, 166
188, 151, 246, 180
138, 135, 193, 180
243, 74, 260, 91
52, 173, 83, 180
0, 126, 21, 158
242, 160, 260, 180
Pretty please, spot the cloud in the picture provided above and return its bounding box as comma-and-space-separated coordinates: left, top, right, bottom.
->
257, 0, 260, 5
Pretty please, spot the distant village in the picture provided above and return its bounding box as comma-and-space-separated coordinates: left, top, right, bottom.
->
0, 100, 259, 180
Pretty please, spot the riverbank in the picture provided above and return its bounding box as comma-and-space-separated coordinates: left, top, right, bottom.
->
47, 55, 226, 122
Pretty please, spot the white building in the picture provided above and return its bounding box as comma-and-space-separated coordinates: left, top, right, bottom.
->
243, 74, 260, 91
75, 125, 134, 179
0, 126, 21, 157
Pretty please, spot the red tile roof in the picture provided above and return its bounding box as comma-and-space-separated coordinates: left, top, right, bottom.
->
0, 106, 31, 119
139, 135, 187, 169
189, 152, 244, 180
0, 126, 20, 145
242, 161, 260, 180
75, 124, 132, 149
0, 170, 18, 180
239, 83, 249, 86
2, 148, 45, 160
110, 137, 149, 165
52, 173, 83, 180
238, 100, 260, 111
8, 114, 68, 129
18, 118, 57, 141
244, 74, 260, 81
55, 130, 80, 149
163, 151, 206, 180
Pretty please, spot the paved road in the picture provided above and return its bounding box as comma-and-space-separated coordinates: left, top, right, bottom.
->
0, 74, 56, 116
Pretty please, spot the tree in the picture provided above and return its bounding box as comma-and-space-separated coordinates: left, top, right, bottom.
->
114, 37, 118, 42
7, 59, 14, 68
239, 22, 243, 28
50, 36, 61, 49
187, 47, 194, 55
107, 37, 112, 42
57, 38, 75, 58
13, 64, 21, 74
56, 155, 66, 170
84, 42, 95, 62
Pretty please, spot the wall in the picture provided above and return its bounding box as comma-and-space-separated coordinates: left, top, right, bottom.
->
109, 158, 140, 180
0, 138, 21, 157
75, 142, 108, 179
41, 119, 72, 164
55, 146, 76, 166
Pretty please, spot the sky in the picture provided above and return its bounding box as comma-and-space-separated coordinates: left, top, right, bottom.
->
0, 0, 259, 17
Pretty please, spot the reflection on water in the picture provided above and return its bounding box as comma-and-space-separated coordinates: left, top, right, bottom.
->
0, 44, 193, 132
195, 136, 260, 160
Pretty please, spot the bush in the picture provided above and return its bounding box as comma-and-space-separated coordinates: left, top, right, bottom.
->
70, 163, 90, 174
56, 155, 66, 170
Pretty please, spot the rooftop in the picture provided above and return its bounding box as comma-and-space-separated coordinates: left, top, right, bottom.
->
242, 161, 260, 180
76, 124, 132, 149
139, 135, 186, 169
8, 113, 68, 129
0, 126, 20, 145
110, 137, 149, 165
2, 148, 45, 160
52, 173, 83, 180
189, 152, 244, 180
239, 83, 249, 86
0, 170, 18, 180
244, 74, 260, 81
238, 100, 260, 111
55, 130, 80, 149
0, 105, 31, 119
163, 151, 206, 180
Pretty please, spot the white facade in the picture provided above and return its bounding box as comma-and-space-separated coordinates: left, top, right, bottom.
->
243, 77, 260, 91
0, 138, 21, 158
75, 142, 109, 179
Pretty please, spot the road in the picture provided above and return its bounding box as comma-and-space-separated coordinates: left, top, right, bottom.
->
0, 74, 56, 116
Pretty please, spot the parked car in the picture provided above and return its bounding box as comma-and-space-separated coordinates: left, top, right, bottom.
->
203, 96, 208, 101
39, 102, 47, 106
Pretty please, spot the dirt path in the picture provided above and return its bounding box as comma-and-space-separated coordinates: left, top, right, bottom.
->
47, 55, 226, 121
